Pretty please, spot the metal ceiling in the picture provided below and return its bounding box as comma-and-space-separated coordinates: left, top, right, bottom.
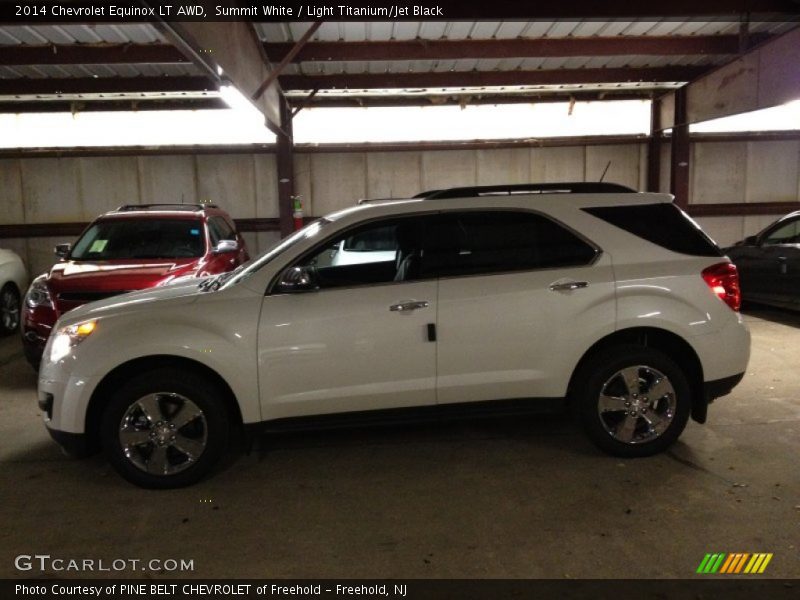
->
0, 20, 797, 109
255, 19, 794, 42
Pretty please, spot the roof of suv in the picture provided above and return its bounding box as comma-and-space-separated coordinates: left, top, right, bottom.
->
99, 203, 229, 219
343, 183, 673, 221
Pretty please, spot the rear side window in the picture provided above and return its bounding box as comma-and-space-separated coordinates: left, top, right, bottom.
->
421, 211, 597, 278
583, 204, 722, 257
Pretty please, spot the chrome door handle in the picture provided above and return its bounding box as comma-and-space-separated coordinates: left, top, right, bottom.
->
390, 300, 429, 312
549, 281, 589, 292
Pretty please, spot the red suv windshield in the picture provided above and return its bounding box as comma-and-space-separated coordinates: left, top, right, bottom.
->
70, 218, 206, 260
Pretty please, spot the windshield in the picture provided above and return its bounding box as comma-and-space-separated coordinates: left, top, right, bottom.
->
222, 218, 332, 288
71, 218, 206, 260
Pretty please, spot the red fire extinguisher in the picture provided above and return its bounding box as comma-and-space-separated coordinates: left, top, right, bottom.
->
292, 196, 304, 231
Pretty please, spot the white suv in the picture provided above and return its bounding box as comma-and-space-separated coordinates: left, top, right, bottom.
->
38, 183, 750, 488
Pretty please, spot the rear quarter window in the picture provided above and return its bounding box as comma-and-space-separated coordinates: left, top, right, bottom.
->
583, 204, 722, 257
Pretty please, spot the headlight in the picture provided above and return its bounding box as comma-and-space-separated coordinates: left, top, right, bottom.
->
25, 275, 53, 309
49, 320, 97, 363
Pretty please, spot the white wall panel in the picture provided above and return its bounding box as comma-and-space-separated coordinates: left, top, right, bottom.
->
421, 150, 477, 190
137, 155, 197, 206
745, 140, 800, 203
585, 144, 642, 189
308, 153, 367, 214
691, 142, 747, 204
196, 155, 258, 218
695, 216, 745, 247
254, 154, 279, 219
530, 146, 585, 182
78, 157, 140, 217
4, 140, 800, 278
20, 158, 81, 223
366, 152, 421, 198
476, 148, 530, 185
0, 159, 24, 224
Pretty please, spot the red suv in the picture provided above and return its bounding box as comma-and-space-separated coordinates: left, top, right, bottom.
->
22, 203, 249, 368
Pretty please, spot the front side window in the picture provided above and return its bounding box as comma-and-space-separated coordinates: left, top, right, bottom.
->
70, 218, 206, 260
208, 216, 237, 246
420, 211, 597, 278
763, 218, 800, 245
299, 217, 427, 289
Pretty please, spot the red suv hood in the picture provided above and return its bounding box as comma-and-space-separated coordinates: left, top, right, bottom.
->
46, 259, 201, 312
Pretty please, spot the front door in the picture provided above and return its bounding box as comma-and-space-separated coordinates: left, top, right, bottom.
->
258, 215, 437, 420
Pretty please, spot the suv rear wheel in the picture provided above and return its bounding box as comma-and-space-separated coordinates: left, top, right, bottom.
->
100, 368, 230, 488
574, 345, 691, 457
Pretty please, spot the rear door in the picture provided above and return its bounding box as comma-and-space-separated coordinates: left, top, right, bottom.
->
425, 210, 615, 405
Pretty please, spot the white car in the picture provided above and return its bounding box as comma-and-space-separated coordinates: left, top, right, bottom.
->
0, 248, 27, 336
38, 183, 750, 488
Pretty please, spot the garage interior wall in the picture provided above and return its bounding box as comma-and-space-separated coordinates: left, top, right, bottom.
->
2, 138, 799, 277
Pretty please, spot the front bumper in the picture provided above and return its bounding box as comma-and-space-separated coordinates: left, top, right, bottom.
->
47, 427, 91, 458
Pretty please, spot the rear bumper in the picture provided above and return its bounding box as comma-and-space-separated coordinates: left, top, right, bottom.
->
705, 372, 745, 402
692, 372, 746, 424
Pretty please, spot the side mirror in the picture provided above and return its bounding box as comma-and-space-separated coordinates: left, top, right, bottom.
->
54, 243, 71, 259
213, 239, 239, 254
275, 266, 319, 293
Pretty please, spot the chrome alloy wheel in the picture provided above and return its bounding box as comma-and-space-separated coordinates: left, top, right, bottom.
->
1, 287, 20, 331
118, 393, 207, 475
596, 365, 677, 444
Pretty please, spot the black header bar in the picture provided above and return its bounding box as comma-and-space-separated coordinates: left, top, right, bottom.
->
4, 579, 800, 600
2, 1, 800, 23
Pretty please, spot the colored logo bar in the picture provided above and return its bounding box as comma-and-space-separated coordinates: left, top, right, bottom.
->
696, 553, 773, 574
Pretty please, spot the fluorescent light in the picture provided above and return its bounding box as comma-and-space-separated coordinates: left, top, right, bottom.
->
220, 84, 262, 118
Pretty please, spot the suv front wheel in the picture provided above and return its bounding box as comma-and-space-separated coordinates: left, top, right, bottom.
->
100, 368, 231, 488
574, 346, 691, 457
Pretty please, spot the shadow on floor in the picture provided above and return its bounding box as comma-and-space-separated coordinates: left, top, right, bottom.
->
253, 411, 588, 455
742, 304, 800, 329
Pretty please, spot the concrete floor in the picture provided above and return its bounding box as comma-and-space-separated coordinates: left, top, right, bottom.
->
1, 309, 798, 579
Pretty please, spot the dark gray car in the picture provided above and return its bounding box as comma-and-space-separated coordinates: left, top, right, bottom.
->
725, 210, 800, 311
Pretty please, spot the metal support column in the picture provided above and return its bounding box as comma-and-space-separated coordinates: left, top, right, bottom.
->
276, 96, 295, 238
670, 86, 690, 209
647, 97, 662, 192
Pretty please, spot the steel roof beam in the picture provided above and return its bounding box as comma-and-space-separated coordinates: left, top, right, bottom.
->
0, 44, 186, 65
264, 34, 769, 63
0, 76, 214, 95
280, 66, 709, 91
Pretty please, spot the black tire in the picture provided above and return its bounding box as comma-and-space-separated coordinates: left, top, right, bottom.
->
573, 345, 691, 458
100, 368, 231, 488
0, 283, 21, 336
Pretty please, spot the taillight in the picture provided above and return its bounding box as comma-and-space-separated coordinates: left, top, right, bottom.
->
702, 262, 741, 312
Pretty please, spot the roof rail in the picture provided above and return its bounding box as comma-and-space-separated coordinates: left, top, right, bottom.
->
115, 203, 218, 212
419, 182, 636, 199
357, 197, 409, 205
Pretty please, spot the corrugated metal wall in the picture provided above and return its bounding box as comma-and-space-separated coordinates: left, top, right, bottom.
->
2, 139, 799, 277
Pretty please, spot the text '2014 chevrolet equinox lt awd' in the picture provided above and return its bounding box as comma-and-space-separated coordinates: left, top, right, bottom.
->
38, 183, 750, 488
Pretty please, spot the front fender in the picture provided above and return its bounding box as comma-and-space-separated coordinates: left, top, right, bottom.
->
40, 289, 263, 434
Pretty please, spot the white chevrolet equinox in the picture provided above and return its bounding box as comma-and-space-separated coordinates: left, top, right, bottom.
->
38, 183, 750, 488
